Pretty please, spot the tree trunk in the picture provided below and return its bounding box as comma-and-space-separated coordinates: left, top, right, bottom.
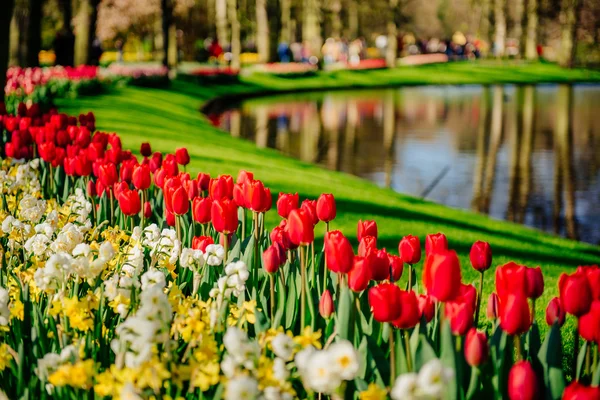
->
481, 85, 504, 213
479, 0, 491, 47
87, 0, 99, 64
329, 0, 342, 38
26, 0, 43, 67
216, 0, 229, 47
74, 0, 90, 65
524, 0, 538, 60
347, 0, 358, 39
280, 0, 291, 43
256, 0, 269, 62
228, 0, 241, 69
303, 0, 322, 57
9, 11, 21, 66
472, 86, 490, 211
58, 0, 75, 66
386, 0, 398, 67
518, 85, 535, 223
161, 0, 172, 68
513, 0, 524, 57
493, 0, 506, 58
1, 0, 15, 99
557, 0, 580, 68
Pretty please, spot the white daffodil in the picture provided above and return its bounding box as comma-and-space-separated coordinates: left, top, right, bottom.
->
272, 333, 295, 361
225, 376, 259, 400
417, 359, 454, 399
391, 372, 420, 400
204, 244, 225, 266
303, 350, 342, 394
0, 288, 10, 326
273, 357, 289, 382
328, 339, 360, 380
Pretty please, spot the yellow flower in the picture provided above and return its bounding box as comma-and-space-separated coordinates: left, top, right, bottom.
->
135, 359, 171, 392
94, 370, 119, 397
360, 383, 388, 400
48, 360, 95, 389
190, 360, 220, 391
10, 299, 24, 321
63, 297, 94, 332
294, 326, 322, 349
0, 344, 13, 371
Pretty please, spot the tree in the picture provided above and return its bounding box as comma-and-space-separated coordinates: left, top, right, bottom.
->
216, 0, 229, 47
228, 0, 241, 69
303, 0, 321, 57
513, 0, 524, 56
557, 0, 580, 67
386, 0, 398, 68
75, 0, 100, 65
57, 0, 75, 66
493, 0, 506, 57
26, 0, 43, 67
255, 0, 269, 62
279, 0, 291, 43
1, 0, 16, 99
161, 0, 172, 67
524, 0, 538, 59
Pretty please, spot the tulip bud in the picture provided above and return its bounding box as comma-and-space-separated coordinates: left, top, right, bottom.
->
132, 164, 151, 190
143, 201, 152, 219
508, 361, 539, 400
399, 235, 421, 265
348, 256, 371, 292
563, 381, 600, 400
357, 220, 377, 242
325, 230, 354, 273
140, 142, 152, 157
277, 192, 299, 219
316, 193, 336, 223
270, 225, 292, 251
118, 189, 141, 216
319, 290, 334, 319
500, 293, 532, 336
464, 329, 488, 367
262, 245, 282, 274
389, 255, 403, 282
287, 209, 314, 246
192, 235, 214, 252
366, 248, 391, 282
87, 179, 97, 198
300, 199, 318, 225
197, 172, 211, 191
244, 179, 271, 213
487, 293, 500, 320
175, 147, 190, 166
392, 290, 420, 329
368, 283, 402, 323
525, 266, 544, 300
559, 269, 592, 317
418, 294, 435, 323
170, 186, 190, 215
193, 197, 212, 224
423, 250, 462, 302
469, 241, 492, 272
445, 300, 474, 336
425, 232, 448, 255
545, 297, 565, 327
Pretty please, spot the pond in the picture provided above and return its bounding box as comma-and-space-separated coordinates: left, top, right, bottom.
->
206, 84, 600, 245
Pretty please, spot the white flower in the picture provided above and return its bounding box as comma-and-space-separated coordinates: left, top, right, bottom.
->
272, 333, 295, 361
225, 376, 259, 400
24, 233, 50, 257
294, 345, 315, 372
223, 327, 248, 357
273, 357, 289, 382
204, 244, 225, 266
328, 340, 360, 380
99, 241, 115, 260
35, 352, 61, 380
417, 359, 453, 398
0, 288, 10, 326
303, 351, 342, 394
221, 354, 238, 378
391, 373, 420, 400
120, 382, 143, 400
141, 268, 166, 291
180, 247, 204, 270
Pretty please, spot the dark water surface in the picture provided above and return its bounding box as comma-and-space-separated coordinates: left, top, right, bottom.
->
208, 84, 600, 244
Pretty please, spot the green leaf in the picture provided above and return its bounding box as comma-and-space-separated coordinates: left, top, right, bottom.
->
284, 272, 297, 330
490, 325, 513, 400
466, 367, 481, 400
395, 329, 409, 375
414, 334, 437, 371
336, 284, 352, 341
357, 336, 369, 379
576, 341, 588, 381
439, 322, 459, 400
366, 335, 391, 385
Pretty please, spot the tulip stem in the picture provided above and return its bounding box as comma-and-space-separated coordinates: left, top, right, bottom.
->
389, 325, 396, 386
311, 241, 316, 287
404, 330, 412, 372
222, 233, 229, 265
514, 335, 523, 361
270, 274, 275, 325
407, 264, 413, 291
475, 271, 484, 328
586, 343, 591, 377
109, 190, 114, 226
300, 246, 306, 328
573, 324, 580, 376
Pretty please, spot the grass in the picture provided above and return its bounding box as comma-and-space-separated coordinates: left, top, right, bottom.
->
55, 60, 600, 374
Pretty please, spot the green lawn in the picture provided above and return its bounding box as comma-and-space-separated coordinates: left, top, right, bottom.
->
56, 61, 600, 373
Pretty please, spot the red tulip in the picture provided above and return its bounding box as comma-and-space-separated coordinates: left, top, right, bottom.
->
392, 290, 420, 329
319, 290, 334, 319
75, 154, 92, 177
425, 232, 448, 255
149, 152, 162, 172
99, 163, 118, 188
581, 265, 600, 301
325, 230, 354, 274
170, 186, 189, 216
469, 241, 492, 272
119, 160, 136, 183
197, 172, 211, 191
263, 245, 283, 274
316, 193, 336, 223
166, 209, 176, 226
357, 220, 377, 242
192, 235, 214, 252
118, 189, 141, 216
508, 361, 539, 400
163, 154, 179, 176
559, 269, 593, 317
236, 170, 254, 185
366, 248, 391, 282
233, 183, 246, 207
368, 283, 402, 323
487, 293, 500, 320
545, 297, 565, 327
389, 255, 403, 282
500, 293, 532, 335
563, 381, 600, 400
140, 142, 152, 157
175, 147, 190, 166
210, 175, 234, 200
132, 164, 151, 190
358, 236, 377, 257
193, 197, 212, 224
300, 199, 318, 225
418, 294, 435, 322
244, 180, 271, 213
143, 201, 152, 218
348, 256, 371, 292
287, 209, 314, 246
422, 250, 461, 302
270, 224, 292, 251
445, 299, 474, 336
277, 192, 299, 219
87, 179, 97, 197
39, 142, 56, 163
495, 262, 529, 301
211, 199, 238, 234
399, 235, 421, 264
456, 283, 478, 312
525, 266, 544, 300
464, 329, 488, 367
579, 301, 600, 344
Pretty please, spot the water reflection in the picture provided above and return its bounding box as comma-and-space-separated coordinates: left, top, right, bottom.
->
210, 84, 600, 244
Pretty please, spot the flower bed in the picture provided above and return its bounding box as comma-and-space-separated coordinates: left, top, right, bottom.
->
0, 100, 599, 400
101, 64, 170, 88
